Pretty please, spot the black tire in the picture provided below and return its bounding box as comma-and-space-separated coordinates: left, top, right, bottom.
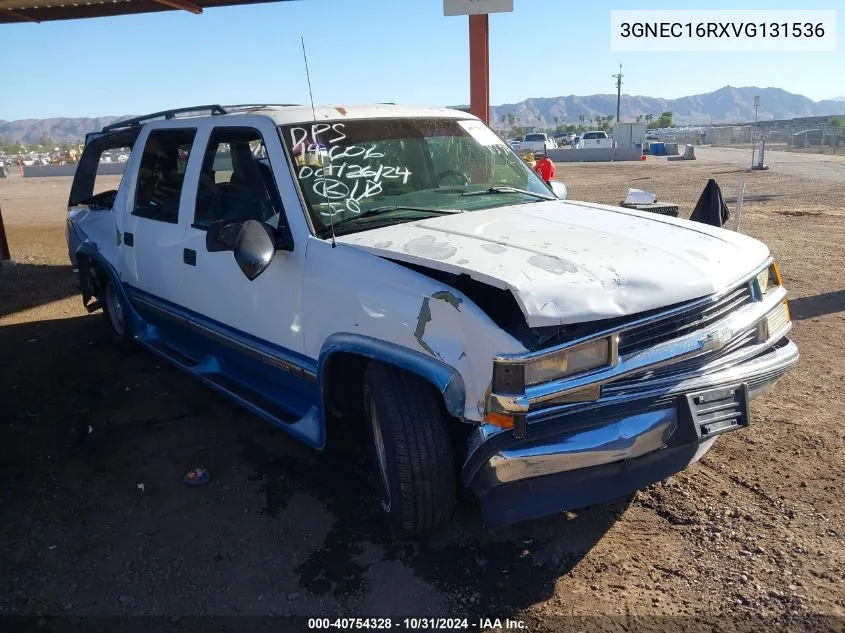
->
102, 278, 133, 349
363, 362, 456, 534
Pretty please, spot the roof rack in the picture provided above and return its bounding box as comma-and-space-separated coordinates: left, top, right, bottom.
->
221, 103, 302, 111
101, 103, 303, 133
101, 104, 228, 133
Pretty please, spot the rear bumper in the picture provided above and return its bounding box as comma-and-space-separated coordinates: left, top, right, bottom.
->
463, 339, 798, 528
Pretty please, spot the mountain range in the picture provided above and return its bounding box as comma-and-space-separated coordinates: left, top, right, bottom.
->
0, 116, 126, 147
485, 86, 845, 129
1, 86, 844, 146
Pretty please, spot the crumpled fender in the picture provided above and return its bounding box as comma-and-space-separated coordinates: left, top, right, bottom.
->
318, 332, 466, 420
74, 242, 144, 335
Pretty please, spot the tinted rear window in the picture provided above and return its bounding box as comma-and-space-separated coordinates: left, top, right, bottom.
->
523, 134, 545, 142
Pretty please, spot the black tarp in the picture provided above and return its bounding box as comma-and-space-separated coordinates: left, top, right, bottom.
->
689, 178, 730, 227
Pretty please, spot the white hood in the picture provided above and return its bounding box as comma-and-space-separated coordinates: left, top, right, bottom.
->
336, 200, 769, 327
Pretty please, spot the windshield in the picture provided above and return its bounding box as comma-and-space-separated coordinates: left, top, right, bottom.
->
279, 118, 552, 237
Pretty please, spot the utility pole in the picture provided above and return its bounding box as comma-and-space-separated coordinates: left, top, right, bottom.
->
612, 63, 623, 122
751, 95, 760, 169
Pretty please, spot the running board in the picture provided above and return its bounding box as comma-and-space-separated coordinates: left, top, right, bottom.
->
134, 333, 323, 448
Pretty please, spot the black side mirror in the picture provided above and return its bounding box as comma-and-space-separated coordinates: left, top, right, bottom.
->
206, 220, 242, 253
233, 220, 276, 280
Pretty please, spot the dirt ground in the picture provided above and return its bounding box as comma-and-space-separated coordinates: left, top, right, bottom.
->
1, 154, 843, 632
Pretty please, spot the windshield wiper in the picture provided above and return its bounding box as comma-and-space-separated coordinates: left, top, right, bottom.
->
461, 186, 555, 201
361, 205, 463, 217
334, 204, 463, 227
323, 205, 463, 233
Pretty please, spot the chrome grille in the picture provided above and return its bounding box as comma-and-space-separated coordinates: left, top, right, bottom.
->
605, 330, 759, 395
617, 282, 755, 358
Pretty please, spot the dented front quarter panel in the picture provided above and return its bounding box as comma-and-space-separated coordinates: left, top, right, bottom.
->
302, 237, 527, 422
67, 205, 121, 269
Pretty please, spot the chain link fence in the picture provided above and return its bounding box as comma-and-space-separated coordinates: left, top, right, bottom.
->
661, 121, 845, 155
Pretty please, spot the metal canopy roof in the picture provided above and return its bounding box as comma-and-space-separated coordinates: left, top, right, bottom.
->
0, 0, 289, 23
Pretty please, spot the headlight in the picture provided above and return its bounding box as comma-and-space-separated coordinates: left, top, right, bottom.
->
492, 336, 616, 393
525, 337, 612, 386
756, 261, 782, 296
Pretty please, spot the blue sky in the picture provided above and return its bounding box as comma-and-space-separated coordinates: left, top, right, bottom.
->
1, 0, 842, 120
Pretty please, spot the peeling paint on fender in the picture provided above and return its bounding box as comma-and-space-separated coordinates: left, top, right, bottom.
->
413, 290, 464, 358
431, 290, 463, 310
414, 297, 436, 357
304, 239, 526, 423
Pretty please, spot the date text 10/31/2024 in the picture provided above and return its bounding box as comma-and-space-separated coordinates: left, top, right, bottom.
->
307, 617, 527, 630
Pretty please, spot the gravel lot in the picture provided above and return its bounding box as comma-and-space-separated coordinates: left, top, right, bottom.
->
1, 154, 843, 632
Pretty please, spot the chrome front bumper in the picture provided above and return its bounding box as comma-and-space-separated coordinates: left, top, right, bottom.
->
463, 338, 798, 528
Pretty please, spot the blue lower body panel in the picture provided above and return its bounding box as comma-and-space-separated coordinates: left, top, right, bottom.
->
126, 286, 323, 448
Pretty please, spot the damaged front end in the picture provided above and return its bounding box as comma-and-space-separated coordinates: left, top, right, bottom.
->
459, 259, 799, 528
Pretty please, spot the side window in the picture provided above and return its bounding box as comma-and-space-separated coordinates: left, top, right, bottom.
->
193, 127, 284, 230
92, 145, 132, 197
68, 133, 136, 208
133, 128, 197, 224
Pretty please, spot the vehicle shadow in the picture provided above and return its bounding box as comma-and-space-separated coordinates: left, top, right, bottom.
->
1, 312, 631, 617
0, 263, 78, 317
788, 289, 845, 321
242, 415, 632, 615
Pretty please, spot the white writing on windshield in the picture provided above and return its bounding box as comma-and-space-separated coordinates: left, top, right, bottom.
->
289, 123, 414, 216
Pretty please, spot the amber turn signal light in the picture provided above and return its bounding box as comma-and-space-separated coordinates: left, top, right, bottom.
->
484, 412, 515, 429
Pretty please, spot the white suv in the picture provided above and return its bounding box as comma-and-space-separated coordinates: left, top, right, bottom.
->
66, 103, 798, 533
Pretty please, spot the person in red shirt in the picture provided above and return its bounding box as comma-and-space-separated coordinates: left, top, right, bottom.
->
533, 151, 556, 187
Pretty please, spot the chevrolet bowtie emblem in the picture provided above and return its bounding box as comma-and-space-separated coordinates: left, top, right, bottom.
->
700, 329, 732, 352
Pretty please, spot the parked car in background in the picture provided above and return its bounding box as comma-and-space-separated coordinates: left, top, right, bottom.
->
574, 130, 613, 149
521, 132, 556, 153
646, 130, 660, 141
552, 132, 571, 146
66, 103, 796, 534
507, 139, 522, 151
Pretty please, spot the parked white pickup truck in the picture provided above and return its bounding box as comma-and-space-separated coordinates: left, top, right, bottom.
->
521, 132, 556, 153
574, 130, 614, 149
67, 103, 797, 532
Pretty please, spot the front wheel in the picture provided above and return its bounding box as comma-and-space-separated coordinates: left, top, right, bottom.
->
363, 362, 456, 534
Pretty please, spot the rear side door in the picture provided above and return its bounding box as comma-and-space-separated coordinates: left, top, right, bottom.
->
120, 127, 198, 305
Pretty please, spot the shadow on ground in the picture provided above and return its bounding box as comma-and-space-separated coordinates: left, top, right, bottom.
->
0, 263, 78, 317
788, 289, 845, 321
0, 314, 626, 617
